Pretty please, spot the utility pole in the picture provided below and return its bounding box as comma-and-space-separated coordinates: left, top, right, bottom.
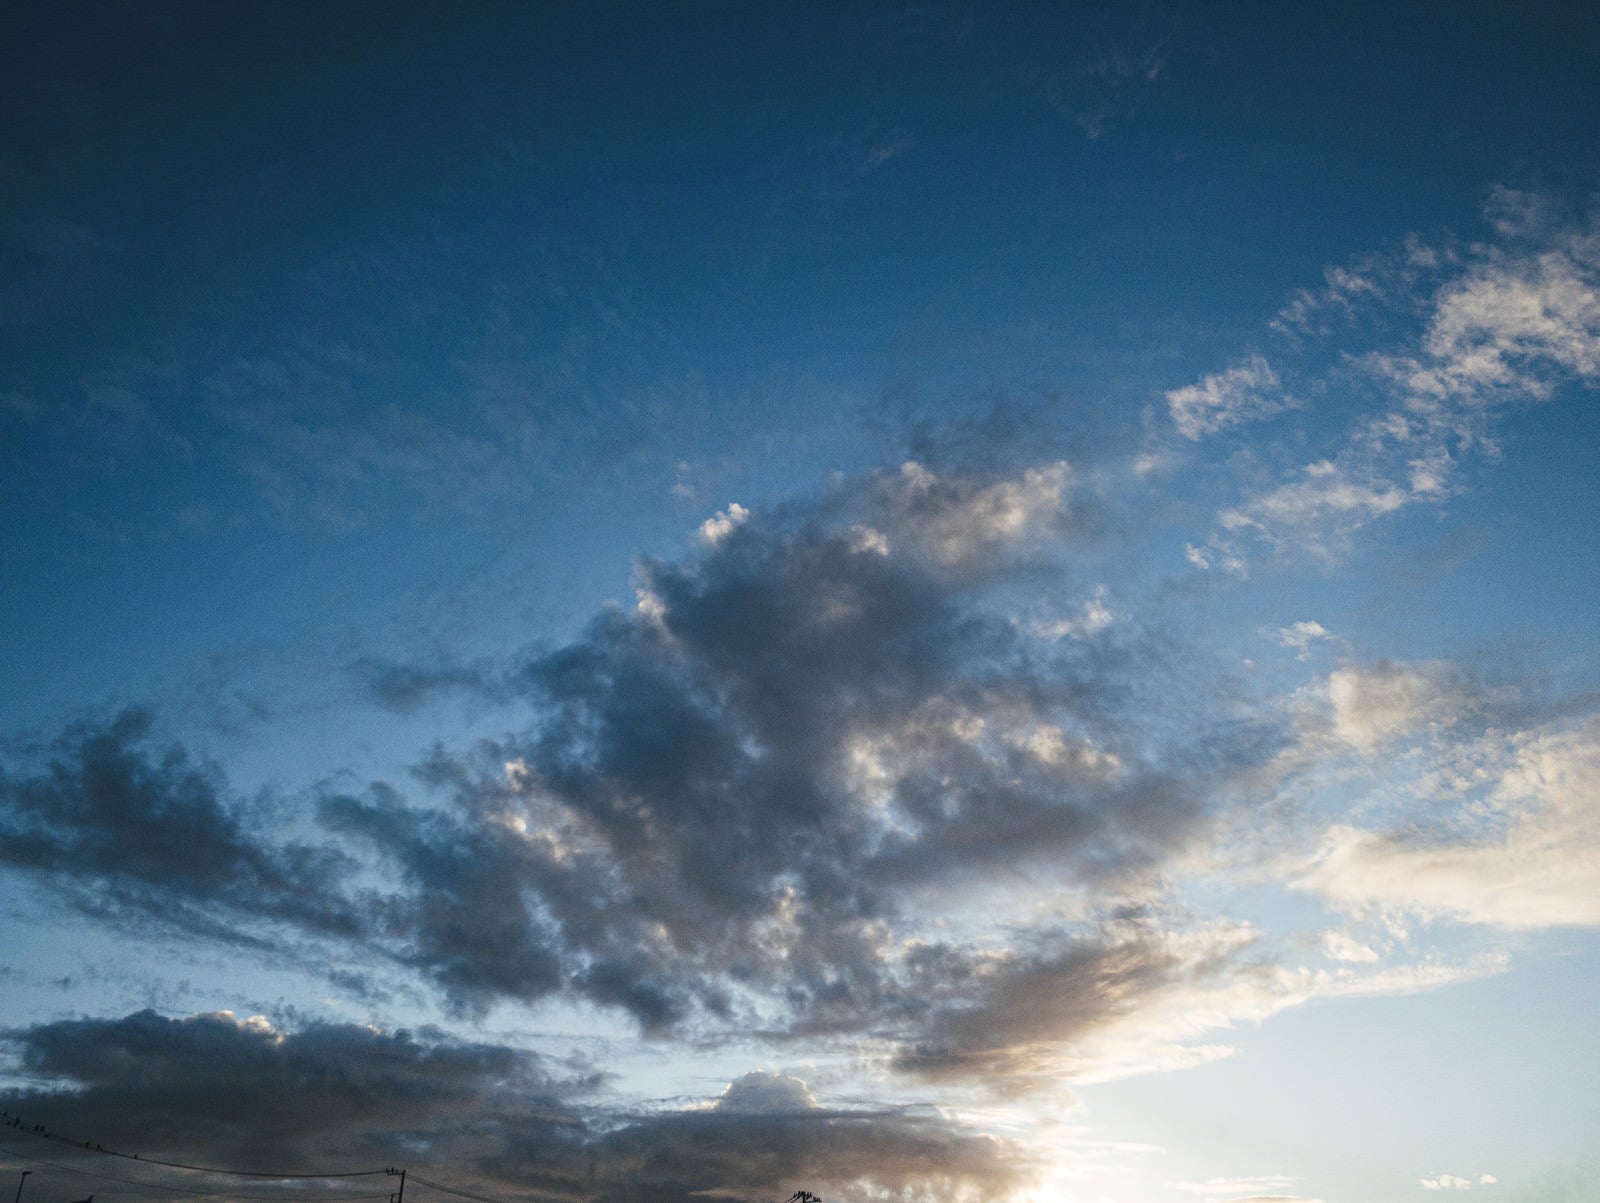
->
387, 1166, 406, 1203
12, 1170, 28, 1203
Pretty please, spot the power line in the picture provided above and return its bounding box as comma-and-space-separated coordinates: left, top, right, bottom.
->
1, 1114, 386, 1178
2, 1108, 526, 1202
407, 1174, 510, 1203
1, 1144, 391, 1201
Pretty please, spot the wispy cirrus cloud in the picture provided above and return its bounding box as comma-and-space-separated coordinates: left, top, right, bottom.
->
1167, 1176, 1297, 1196
1038, 38, 1170, 142
1298, 717, 1600, 929
1166, 354, 1287, 441
1165, 1175, 1325, 1203
1257, 650, 1600, 933
1420, 1172, 1498, 1190
1271, 621, 1334, 660
349, 653, 510, 714
887, 909, 1501, 1095
1177, 188, 1600, 568
888, 919, 1309, 1092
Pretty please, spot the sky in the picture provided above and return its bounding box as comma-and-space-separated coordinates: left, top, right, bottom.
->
3, 3, 1600, 1202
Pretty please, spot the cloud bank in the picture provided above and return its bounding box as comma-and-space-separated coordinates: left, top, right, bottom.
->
2, 1012, 1024, 1203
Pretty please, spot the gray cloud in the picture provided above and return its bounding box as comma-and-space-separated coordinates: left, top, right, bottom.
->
887, 918, 1303, 1092
571, 1082, 1027, 1203
3, 1009, 570, 1171
0, 708, 361, 944
2, 1015, 1025, 1203
0, 457, 1287, 1065
349, 654, 511, 714
320, 460, 1242, 1030
316, 784, 569, 1019
891, 931, 1186, 1085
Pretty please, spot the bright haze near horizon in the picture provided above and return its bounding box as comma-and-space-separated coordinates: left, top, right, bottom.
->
3, 4, 1599, 1203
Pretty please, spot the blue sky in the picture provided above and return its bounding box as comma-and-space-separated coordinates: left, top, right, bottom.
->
3, 4, 1600, 1202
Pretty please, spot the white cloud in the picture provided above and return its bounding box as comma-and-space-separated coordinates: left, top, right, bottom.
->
1134, 448, 1173, 478
1036, 585, 1120, 640
1484, 183, 1561, 239
1299, 722, 1600, 929
1011, 723, 1122, 776
1421, 1173, 1475, 1190
848, 523, 890, 556
1193, 190, 1600, 566
714, 1070, 818, 1114
1272, 256, 1390, 338
1273, 621, 1333, 660
1167, 1175, 1296, 1195
1167, 353, 1285, 440
634, 585, 669, 626
1325, 661, 1463, 752
1313, 954, 1507, 999
841, 699, 1121, 814
1319, 930, 1378, 963
671, 460, 698, 499
1217, 460, 1410, 560
1007, 922, 1473, 1086
886, 459, 1074, 566
1419, 244, 1600, 394
699, 502, 750, 544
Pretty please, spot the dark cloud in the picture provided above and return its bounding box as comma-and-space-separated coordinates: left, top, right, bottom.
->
888, 921, 1285, 1091
317, 785, 568, 1018
0, 708, 360, 942
324, 461, 1243, 1033
506, 1071, 1028, 1203
349, 655, 509, 714
3, 1009, 567, 1170
0, 460, 1284, 1064
2, 1015, 1025, 1203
